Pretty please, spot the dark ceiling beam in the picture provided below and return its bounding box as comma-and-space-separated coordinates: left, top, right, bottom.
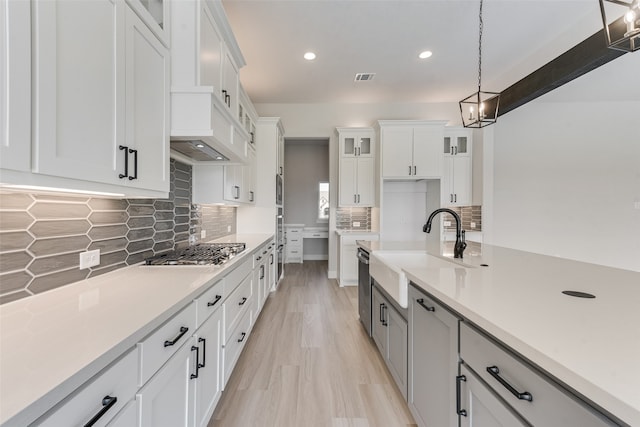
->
498, 20, 627, 117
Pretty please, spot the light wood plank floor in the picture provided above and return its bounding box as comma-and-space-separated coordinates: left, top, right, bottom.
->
209, 261, 417, 427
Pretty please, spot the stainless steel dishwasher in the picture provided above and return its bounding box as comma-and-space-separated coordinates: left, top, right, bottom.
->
357, 247, 372, 336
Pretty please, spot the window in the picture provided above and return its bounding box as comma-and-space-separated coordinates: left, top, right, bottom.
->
318, 182, 329, 222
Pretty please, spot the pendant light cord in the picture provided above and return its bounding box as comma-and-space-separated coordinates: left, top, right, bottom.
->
478, 0, 484, 93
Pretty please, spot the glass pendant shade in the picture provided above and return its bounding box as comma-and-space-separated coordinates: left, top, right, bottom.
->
459, 90, 500, 128
599, 0, 640, 52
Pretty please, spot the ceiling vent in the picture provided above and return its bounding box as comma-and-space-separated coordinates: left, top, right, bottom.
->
354, 73, 376, 82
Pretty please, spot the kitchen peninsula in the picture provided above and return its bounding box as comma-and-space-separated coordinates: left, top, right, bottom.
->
360, 240, 640, 426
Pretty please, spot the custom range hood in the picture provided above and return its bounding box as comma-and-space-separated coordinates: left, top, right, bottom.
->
170, 86, 247, 164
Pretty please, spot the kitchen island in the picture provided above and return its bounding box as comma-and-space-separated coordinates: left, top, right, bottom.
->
0, 234, 273, 426
361, 239, 640, 426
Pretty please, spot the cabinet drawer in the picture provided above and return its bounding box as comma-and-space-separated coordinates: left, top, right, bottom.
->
459, 323, 615, 426
138, 302, 196, 386
223, 307, 252, 386
253, 245, 268, 268
287, 228, 302, 236
224, 257, 252, 294
195, 279, 225, 328
34, 349, 138, 427
224, 273, 252, 342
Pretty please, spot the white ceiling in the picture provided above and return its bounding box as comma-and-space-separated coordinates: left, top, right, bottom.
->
221, 0, 613, 105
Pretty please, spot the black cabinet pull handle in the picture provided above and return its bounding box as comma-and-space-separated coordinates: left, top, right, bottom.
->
250, 132, 254, 143
234, 185, 240, 199
486, 366, 533, 402
226, 94, 231, 107
260, 265, 265, 279
118, 145, 128, 179
128, 148, 138, 180
408, 165, 412, 175
456, 375, 467, 417
379, 303, 384, 324
198, 337, 206, 369
237, 332, 246, 342
414, 165, 417, 175
84, 395, 117, 427
416, 298, 435, 312
207, 295, 222, 307
164, 326, 189, 347
270, 254, 274, 265
239, 297, 247, 305
190, 345, 200, 379
222, 89, 227, 99
250, 191, 254, 202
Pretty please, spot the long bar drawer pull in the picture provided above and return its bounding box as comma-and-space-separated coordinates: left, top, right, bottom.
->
416, 298, 435, 312
486, 366, 533, 402
190, 345, 200, 379
237, 332, 247, 343
84, 395, 117, 427
207, 295, 222, 307
455, 375, 467, 417
164, 326, 189, 347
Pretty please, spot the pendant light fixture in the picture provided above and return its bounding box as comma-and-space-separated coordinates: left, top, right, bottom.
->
600, 0, 640, 52
459, 0, 500, 128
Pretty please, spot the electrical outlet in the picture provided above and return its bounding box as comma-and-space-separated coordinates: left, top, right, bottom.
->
470, 222, 476, 229
443, 220, 452, 227
79, 249, 100, 269
353, 221, 360, 227
201, 230, 207, 239
227, 225, 231, 232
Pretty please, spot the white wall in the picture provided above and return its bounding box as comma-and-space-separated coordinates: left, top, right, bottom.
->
485, 53, 640, 272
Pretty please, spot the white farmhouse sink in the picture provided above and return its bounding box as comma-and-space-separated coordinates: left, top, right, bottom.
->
369, 251, 471, 308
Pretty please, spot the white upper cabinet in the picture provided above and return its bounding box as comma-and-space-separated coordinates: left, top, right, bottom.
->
443, 128, 473, 206
338, 128, 376, 207
341, 131, 373, 158
23, 0, 168, 196
379, 121, 445, 179
32, 0, 126, 186
124, 5, 170, 192
127, 0, 170, 47
1, 0, 31, 173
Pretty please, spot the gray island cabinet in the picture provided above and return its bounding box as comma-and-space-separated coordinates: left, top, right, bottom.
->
408, 286, 459, 427
372, 284, 408, 399
407, 282, 619, 427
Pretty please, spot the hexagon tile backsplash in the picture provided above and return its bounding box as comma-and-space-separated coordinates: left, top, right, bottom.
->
0, 159, 236, 305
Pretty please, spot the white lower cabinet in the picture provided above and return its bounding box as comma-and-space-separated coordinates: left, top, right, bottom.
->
107, 400, 138, 427
193, 309, 223, 427
33, 349, 138, 427
337, 232, 378, 286
223, 307, 252, 387
137, 337, 197, 427
408, 286, 459, 427
458, 364, 528, 427
372, 284, 408, 399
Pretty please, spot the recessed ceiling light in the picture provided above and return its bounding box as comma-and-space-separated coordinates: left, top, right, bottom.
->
303, 52, 316, 61
418, 51, 433, 59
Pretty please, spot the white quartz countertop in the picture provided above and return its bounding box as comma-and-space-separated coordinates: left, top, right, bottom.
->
0, 234, 273, 426
368, 240, 640, 426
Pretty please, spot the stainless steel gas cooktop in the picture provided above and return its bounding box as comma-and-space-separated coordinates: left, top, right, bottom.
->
144, 243, 246, 266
